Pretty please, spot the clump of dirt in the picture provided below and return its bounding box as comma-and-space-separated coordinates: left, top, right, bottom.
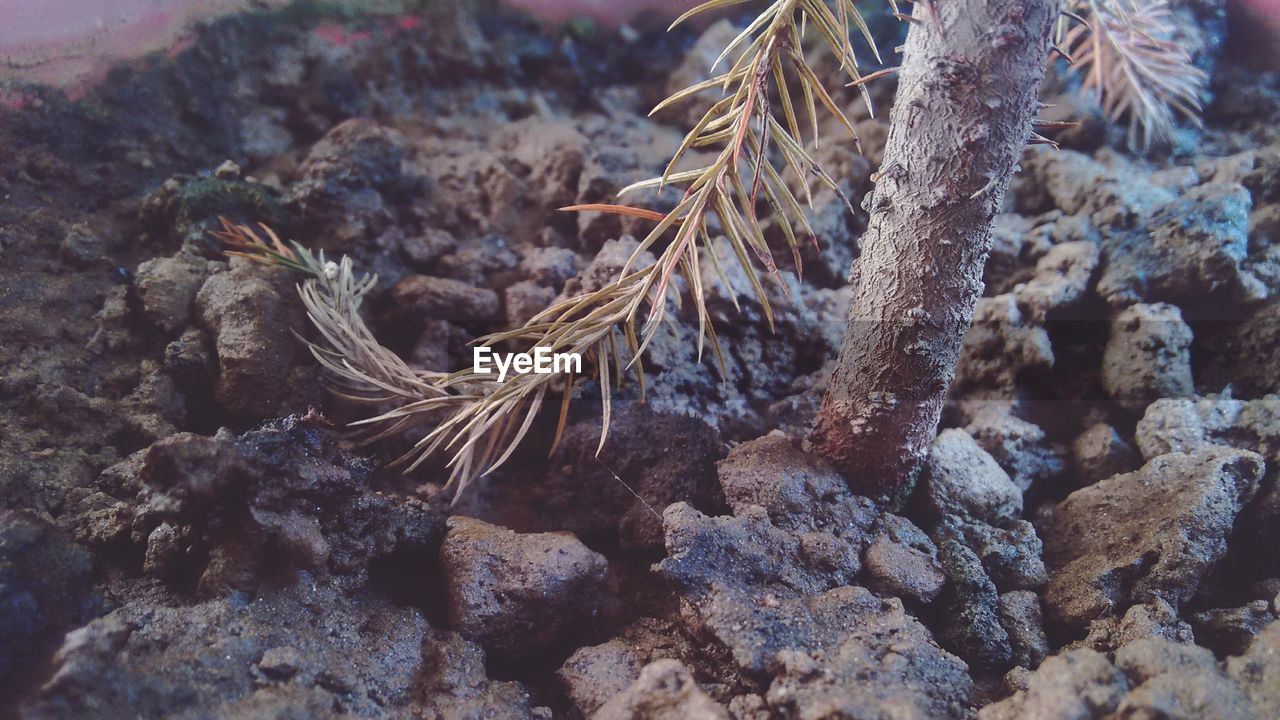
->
2, 1, 1280, 717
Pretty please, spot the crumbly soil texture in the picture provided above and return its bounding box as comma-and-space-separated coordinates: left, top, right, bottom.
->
2, 1, 1280, 718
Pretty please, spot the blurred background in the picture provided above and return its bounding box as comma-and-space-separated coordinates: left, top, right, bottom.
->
4, 0, 1269, 94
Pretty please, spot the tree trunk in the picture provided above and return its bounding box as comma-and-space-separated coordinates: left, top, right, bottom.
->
811, 0, 1056, 507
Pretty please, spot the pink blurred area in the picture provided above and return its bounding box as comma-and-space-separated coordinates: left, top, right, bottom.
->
0, 0, 1274, 96
0, 0, 291, 89
0, 0, 688, 93
505, 0, 688, 24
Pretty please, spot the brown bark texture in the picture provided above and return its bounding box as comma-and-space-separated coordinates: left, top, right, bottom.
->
811, 0, 1056, 507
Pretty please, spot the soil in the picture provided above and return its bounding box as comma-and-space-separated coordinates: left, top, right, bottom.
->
1, 1, 1279, 718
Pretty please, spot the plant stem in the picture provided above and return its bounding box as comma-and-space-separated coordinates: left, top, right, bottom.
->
811, 0, 1057, 508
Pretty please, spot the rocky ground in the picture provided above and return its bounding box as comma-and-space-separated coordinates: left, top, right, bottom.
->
2, 1, 1279, 718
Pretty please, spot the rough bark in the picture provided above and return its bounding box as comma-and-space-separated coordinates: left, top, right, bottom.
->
811, 0, 1056, 507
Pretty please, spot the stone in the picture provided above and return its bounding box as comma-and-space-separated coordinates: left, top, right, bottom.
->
716, 434, 877, 540
1114, 638, 1254, 720
936, 537, 1013, 672
1102, 302, 1195, 411
418, 631, 536, 719
999, 591, 1050, 670
977, 649, 1127, 720
658, 503, 971, 719
1071, 423, 1141, 487
388, 275, 501, 323
1015, 240, 1100, 323
0, 511, 94, 687
27, 582, 434, 719
955, 295, 1054, 397
439, 516, 608, 661
257, 646, 304, 679
862, 532, 946, 605
763, 600, 973, 720
924, 429, 1023, 526
400, 227, 456, 267
195, 264, 299, 421
556, 618, 695, 718
134, 252, 212, 334
1083, 599, 1196, 653
287, 118, 419, 245
959, 401, 1067, 492
594, 659, 729, 720
1134, 394, 1280, 577
1227, 620, 1280, 718
504, 279, 555, 326
1097, 182, 1256, 307
943, 518, 1049, 592
863, 513, 946, 604
1200, 302, 1280, 397
1135, 394, 1280, 461
1191, 601, 1278, 657
1041, 448, 1265, 626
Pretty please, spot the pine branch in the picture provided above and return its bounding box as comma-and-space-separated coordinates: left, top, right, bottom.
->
215, 0, 893, 499
1065, 0, 1206, 149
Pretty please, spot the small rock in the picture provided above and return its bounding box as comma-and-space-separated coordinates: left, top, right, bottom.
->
944, 518, 1049, 592
1102, 302, 1195, 411
1114, 638, 1253, 720
401, 228, 456, 267
936, 537, 1014, 672
59, 223, 106, 268
287, 118, 418, 245
559, 642, 641, 717
1071, 423, 1141, 487
389, 275, 501, 323
716, 434, 877, 540
135, 252, 214, 335
497, 119, 589, 216
257, 646, 304, 679
214, 160, 242, 179
999, 591, 1050, 670
1083, 599, 1196, 652
439, 517, 608, 660
163, 327, 215, 388
0, 511, 95, 686
924, 429, 1023, 526
977, 649, 1127, 720
959, 401, 1067, 492
1041, 448, 1265, 626
1200, 302, 1280, 397
1226, 620, 1280, 717
1015, 240, 1100, 323
195, 264, 299, 421
142, 522, 185, 580
1134, 394, 1280, 461
1134, 394, 1280, 577
862, 534, 944, 605
595, 659, 729, 720
764, 607, 973, 720
504, 280, 555, 326
1097, 182, 1256, 307
659, 503, 842, 603
955, 294, 1054, 397
555, 617, 694, 717
1191, 600, 1278, 657
519, 246, 578, 289
419, 630, 535, 718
